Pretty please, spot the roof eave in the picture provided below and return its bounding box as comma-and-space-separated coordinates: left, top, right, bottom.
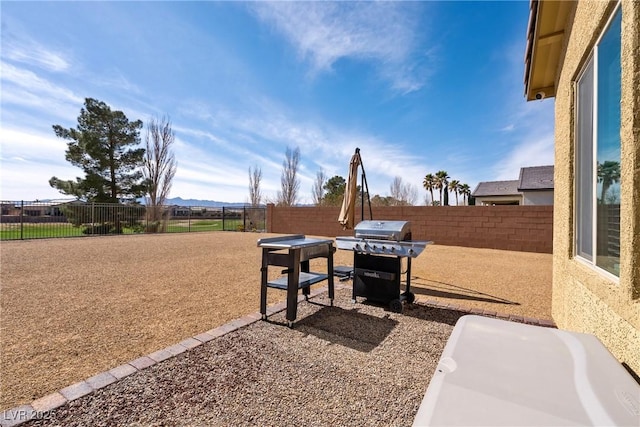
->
524, 0, 574, 101
475, 194, 523, 198
517, 187, 554, 192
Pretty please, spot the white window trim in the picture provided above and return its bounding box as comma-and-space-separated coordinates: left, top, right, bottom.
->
574, 3, 621, 284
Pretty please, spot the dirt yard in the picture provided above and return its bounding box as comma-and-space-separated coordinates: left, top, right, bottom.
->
0, 232, 552, 410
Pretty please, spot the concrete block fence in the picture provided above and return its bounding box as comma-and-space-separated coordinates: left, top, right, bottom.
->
266, 204, 553, 253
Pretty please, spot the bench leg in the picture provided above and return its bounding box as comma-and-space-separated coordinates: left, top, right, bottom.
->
327, 243, 335, 305
285, 249, 301, 325
301, 260, 310, 300
260, 248, 269, 320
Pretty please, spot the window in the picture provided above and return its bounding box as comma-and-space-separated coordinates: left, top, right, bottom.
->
575, 6, 621, 278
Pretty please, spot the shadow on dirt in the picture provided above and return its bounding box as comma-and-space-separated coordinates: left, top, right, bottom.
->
410, 277, 520, 306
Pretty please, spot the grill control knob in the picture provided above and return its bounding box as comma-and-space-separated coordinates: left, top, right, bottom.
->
372, 244, 377, 250
355, 244, 361, 250
381, 246, 386, 252
408, 248, 414, 255
390, 247, 395, 252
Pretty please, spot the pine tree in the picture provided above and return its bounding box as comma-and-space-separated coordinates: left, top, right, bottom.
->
49, 98, 146, 203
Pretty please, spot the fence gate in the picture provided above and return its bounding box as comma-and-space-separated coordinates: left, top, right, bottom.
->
221, 206, 266, 232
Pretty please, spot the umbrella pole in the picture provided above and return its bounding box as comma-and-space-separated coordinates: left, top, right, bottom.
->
361, 171, 364, 221
356, 150, 373, 220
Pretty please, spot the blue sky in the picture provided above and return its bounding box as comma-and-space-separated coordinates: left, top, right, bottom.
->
1, 1, 554, 204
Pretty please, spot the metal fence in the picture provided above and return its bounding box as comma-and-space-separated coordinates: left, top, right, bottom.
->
0, 201, 266, 240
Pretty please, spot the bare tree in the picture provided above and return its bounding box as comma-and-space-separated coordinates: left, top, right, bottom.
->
311, 170, 326, 206
143, 116, 177, 232
389, 176, 418, 206
276, 146, 300, 206
389, 176, 404, 205
405, 183, 418, 205
248, 165, 262, 207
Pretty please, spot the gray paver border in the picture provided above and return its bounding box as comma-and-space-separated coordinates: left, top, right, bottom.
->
0, 294, 282, 427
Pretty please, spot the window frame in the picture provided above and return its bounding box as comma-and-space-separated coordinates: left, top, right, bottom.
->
573, 3, 622, 282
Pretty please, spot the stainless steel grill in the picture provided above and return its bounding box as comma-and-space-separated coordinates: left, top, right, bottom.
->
355, 220, 411, 241
336, 220, 432, 313
336, 220, 429, 258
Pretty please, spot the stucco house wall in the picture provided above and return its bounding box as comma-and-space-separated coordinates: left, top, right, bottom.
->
552, 0, 639, 374
522, 190, 554, 206
474, 195, 522, 206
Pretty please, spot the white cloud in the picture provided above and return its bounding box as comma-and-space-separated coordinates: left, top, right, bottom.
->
0, 161, 77, 201
0, 61, 84, 112
0, 16, 438, 204
0, 62, 435, 204
173, 126, 233, 151
0, 127, 68, 163
487, 35, 556, 183
252, 1, 430, 93
0, 128, 79, 200
170, 100, 435, 203
2, 37, 70, 72
490, 96, 555, 182
0, 62, 75, 100
94, 69, 142, 95
493, 134, 555, 181
491, 117, 555, 182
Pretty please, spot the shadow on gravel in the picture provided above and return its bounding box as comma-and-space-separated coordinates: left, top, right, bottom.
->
347, 295, 465, 327
410, 277, 520, 305
295, 306, 398, 352
400, 303, 466, 327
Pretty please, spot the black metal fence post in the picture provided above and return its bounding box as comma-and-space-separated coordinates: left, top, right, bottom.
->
222, 207, 226, 231
20, 200, 24, 240
188, 207, 191, 232
243, 206, 246, 231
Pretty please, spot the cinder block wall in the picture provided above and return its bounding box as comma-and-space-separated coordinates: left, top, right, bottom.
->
266, 204, 553, 253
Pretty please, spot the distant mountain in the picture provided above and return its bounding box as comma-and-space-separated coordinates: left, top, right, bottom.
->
164, 197, 249, 207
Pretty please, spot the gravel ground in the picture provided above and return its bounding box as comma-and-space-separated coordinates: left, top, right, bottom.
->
24, 289, 462, 427
1, 232, 552, 413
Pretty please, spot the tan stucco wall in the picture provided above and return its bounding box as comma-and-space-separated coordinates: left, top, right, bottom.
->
552, 0, 640, 374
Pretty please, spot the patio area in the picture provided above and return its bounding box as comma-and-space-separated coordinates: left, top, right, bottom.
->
1, 232, 552, 425
19, 286, 558, 427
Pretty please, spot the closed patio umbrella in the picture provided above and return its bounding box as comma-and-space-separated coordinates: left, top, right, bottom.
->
338, 149, 362, 230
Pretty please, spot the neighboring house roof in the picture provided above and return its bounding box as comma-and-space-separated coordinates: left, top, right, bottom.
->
524, 0, 573, 100
21, 199, 77, 208
518, 165, 554, 191
47, 199, 77, 204
472, 180, 520, 197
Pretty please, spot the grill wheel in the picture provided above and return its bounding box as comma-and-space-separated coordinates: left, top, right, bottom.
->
389, 299, 403, 313
401, 291, 416, 304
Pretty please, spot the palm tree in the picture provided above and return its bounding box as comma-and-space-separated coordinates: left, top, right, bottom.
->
459, 183, 471, 205
435, 170, 450, 205
423, 173, 436, 206
448, 180, 460, 205
597, 161, 620, 204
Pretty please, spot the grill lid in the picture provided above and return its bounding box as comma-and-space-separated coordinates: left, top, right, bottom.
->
354, 220, 411, 241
